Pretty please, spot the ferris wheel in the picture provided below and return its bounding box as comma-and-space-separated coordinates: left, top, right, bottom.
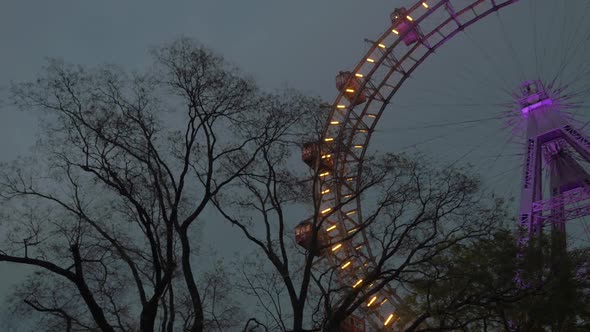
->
296, 0, 590, 330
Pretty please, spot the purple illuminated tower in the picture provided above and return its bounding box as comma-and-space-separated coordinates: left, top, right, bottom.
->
515, 80, 590, 286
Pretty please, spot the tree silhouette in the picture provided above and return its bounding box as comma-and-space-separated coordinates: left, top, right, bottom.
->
0, 37, 318, 332
214, 113, 512, 332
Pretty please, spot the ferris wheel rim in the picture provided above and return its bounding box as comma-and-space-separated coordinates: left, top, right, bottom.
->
315, 0, 524, 328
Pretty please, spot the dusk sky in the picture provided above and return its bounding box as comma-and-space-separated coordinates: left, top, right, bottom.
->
0, 1, 589, 329
0, 0, 397, 313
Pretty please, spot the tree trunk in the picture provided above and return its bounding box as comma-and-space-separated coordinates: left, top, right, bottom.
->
139, 299, 159, 332
179, 230, 204, 332
71, 245, 116, 332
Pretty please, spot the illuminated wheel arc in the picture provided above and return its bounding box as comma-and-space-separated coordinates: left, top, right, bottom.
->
316, 0, 521, 328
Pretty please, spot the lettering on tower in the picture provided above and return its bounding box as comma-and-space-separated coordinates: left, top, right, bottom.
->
523, 139, 535, 189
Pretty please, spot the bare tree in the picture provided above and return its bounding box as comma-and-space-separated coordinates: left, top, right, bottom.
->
0, 37, 317, 332
212, 96, 511, 332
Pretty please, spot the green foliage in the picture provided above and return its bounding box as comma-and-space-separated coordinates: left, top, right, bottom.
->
403, 228, 590, 331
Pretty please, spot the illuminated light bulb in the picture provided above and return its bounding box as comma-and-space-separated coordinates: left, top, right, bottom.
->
359, 129, 368, 133
378, 43, 386, 49
346, 177, 354, 181
406, 15, 413, 21
324, 137, 334, 142
380, 299, 388, 305
392, 29, 399, 35
326, 225, 337, 232
345, 88, 355, 93
321, 208, 332, 215
355, 245, 363, 250
343, 194, 352, 198
422, 2, 429, 8
319, 172, 330, 177
366, 58, 375, 63
341, 261, 352, 269
355, 73, 364, 78
332, 243, 342, 252
346, 210, 356, 216
353, 279, 363, 288
321, 154, 331, 159
321, 189, 331, 195
347, 228, 357, 234
367, 296, 378, 306
367, 114, 376, 118
354, 145, 363, 149
384, 313, 395, 326
330, 121, 340, 125
336, 104, 346, 109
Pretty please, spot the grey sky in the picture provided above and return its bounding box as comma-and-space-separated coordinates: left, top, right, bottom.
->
0, 1, 399, 159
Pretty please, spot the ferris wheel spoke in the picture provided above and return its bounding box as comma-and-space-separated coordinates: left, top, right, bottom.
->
528, 0, 541, 80
557, 2, 590, 87
304, 1, 590, 329
380, 113, 511, 132
443, 124, 508, 169
383, 118, 496, 154
555, 0, 568, 90
547, 3, 590, 95
462, 29, 517, 94
475, 138, 519, 177
555, 58, 590, 101
494, 11, 526, 83
480, 163, 522, 201
560, 12, 590, 75
398, 83, 509, 113
390, 102, 508, 109
570, 106, 590, 131
539, 1, 558, 81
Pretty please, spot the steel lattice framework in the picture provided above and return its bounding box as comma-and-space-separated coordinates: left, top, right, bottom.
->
508, 76, 590, 288
313, 0, 525, 329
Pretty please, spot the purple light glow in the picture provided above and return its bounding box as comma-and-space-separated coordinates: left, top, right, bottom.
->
520, 98, 553, 116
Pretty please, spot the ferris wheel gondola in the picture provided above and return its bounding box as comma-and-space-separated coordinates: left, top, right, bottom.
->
296, 0, 590, 330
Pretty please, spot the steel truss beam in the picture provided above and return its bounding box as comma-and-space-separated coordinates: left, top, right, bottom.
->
311, 0, 522, 330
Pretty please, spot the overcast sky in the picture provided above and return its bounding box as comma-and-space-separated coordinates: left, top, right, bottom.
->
0, 0, 402, 314
0, 1, 413, 163
0, 0, 588, 327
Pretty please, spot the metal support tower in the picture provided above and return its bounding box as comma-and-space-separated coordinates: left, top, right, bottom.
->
516, 81, 590, 286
